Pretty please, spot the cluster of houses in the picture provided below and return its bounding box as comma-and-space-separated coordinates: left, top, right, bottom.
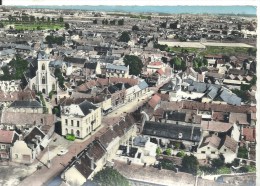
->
0, 7, 257, 186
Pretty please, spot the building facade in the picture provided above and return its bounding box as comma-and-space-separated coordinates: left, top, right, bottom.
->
61, 100, 102, 139
29, 51, 57, 94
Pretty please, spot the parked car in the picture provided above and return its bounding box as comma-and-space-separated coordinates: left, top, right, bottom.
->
57, 149, 68, 156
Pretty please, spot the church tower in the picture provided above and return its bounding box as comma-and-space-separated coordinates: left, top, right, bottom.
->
36, 51, 56, 94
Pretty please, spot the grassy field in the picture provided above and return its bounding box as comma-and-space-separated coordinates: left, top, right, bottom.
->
200, 46, 253, 56
169, 47, 201, 54
2, 21, 64, 30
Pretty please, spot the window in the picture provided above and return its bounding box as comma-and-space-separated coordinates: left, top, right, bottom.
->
65, 119, 68, 125
1, 145, 6, 149
76, 130, 80, 137
65, 128, 68, 134
42, 63, 45, 70
211, 151, 215, 154
201, 151, 205, 154
42, 76, 46, 84
71, 129, 74, 135
32, 83, 36, 90
52, 83, 55, 91
77, 121, 80, 127
224, 149, 227, 152
71, 120, 74, 126
207, 147, 210, 150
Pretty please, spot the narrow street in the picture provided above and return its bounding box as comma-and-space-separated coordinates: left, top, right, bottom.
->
18, 90, 154, 186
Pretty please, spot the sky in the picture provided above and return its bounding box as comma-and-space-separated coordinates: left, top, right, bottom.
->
2, 0, 259, 6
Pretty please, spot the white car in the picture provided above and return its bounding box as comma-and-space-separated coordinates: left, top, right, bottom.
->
57, 149, 68, 156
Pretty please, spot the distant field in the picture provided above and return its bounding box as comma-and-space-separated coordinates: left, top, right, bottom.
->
3, 22, 64, 30
169, 46, 256, 57
159, 41, 254, 48
200, 46, 254, 56
160, 40, 256, 56
14, 23, 64, 30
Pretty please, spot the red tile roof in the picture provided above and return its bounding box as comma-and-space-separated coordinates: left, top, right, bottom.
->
149, 61, 163, 66
0, 130, 16, 144
201, 121, 233, 133
157, 93, 169, 101
243, 127, 256, 142
148, 94, 161, 109
223, 135, 238, 153
229, 113, 249, 125
156, 68, 164, 75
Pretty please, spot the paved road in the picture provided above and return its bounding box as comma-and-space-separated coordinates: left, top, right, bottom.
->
19, 91, 154, 186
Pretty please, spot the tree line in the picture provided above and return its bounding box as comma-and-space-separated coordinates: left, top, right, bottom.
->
93, 19, 124, 26
7, 15, 64, 23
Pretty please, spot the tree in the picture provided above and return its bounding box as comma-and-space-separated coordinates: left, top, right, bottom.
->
193, 57, 207, 69
160, 22, 167, 28
93, 19, 97, 24
181, 154, 199, 175
118, 19, 124, 26
237, 146, 248, 159
0, 56, 28, 81
59, 17, 64, 23
41, 16, 45, 22
0, 22, 4, 28
156, 147, 162, 155
47, 17, 50, 23
30, 15, 35, 22
64, 22, 70, 29
123, 55, 143, 76
54, 68, 65, 88
118, 31, 130, 43
45, 35, 65, 46
231, 89, 250, 103
165, 148, 172, 156
93, 167, 129, 186
132, 25, 139, 31
176, 151, 185, 158
170, 57, 186, 71
212, 156, 225, 169
51, 18, 55, 23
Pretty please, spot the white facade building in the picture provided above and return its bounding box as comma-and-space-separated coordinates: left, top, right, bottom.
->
29, 51, 57, 94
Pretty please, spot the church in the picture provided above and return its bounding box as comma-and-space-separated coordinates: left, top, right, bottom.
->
28, 51, 57, 94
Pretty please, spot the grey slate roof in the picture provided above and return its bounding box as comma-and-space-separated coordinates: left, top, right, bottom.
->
24, 127, 45, 148
220, 89, 241, 106
64, 57, 86, 64
207, 85, 221, 99
0, 49, 16, 56
165, 111, 186, 122
106, 63, 128, 71
138, 80, 148, 90
79, 100, 98, 116
142, 121, 201, 142
84, 62, 97, 69
9, 100, 42, 108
